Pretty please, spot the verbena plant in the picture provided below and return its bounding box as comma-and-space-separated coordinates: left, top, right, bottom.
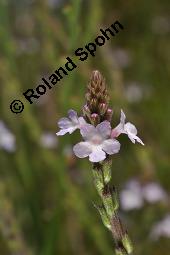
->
56, 70, 144, 255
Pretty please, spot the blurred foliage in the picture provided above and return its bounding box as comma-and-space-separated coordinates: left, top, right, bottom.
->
0, 0, 170, 254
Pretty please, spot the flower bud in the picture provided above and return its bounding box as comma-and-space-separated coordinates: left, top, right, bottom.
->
82, 104, 91, 121
105, 108, 113, 122
90, 113, 100, 126
99, 103, 108, 115
83, 104, 90, 114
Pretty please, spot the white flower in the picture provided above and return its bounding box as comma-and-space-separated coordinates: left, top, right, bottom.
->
125, 82, 143, 103
40, 133, 58, 149
120, 179, 168, 211
0, 121, 16, 152
142, 182, 167, 203
56, 110, 86, 136
150, 215, 170, 240
73, 121, 120, 163
111, 110, 144, 145
113, 48, 131, 68
120, 190, 143, 211
120, 179, 144, 211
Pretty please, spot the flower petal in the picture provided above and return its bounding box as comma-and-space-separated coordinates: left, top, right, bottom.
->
111, 123, 124, 138
126, 133, 135, 143
135, 136, 144, 145
120, 109, 126, 126
73, 142, 92, 158
56, 126, 77, 136
128, 133, 144, 145
124, 122, 137, 135
58, 118, 72, 129
96, 121, 111, 138
56, 129, 69, 136
111, 110, 126, 138
124, 122, 144, 145
89, 147, 106, 162
68, 109, 78, 123
120, 190, 144, 211
80, 124, 96, 140
102, 139, 121, 155
78, 117, 87, 127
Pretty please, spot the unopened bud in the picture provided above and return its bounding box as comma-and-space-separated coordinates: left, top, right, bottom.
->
83, 104, 90, 114
99, 103, 108, 115
83, 104, 91, 121
105, 108, 113, 122
92, 70, 101, 81
91, 98, 97, 109
90, 113, 100, 126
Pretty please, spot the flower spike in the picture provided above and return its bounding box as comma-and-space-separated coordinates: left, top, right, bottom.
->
56, 70, 145, 255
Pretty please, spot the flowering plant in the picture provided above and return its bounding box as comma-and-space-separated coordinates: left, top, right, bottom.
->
56, 70, 144, 255
57, 109, 143, 162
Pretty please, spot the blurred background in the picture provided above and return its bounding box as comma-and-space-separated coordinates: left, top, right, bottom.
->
0, 0, 170, 254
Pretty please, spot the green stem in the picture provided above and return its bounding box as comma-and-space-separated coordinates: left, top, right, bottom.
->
92, 157, 133, 255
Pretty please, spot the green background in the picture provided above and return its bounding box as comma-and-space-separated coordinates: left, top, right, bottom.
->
0, 0, 170, 254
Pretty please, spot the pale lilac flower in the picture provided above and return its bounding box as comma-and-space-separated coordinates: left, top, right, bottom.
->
125, 82, 152, 103
40, 133, 58, 149
56, 110, 86, 136
73, 121, 120, 163
113, 48, 131, 68
142, 182, 168, 203
0, 121, 16, 152
111, 110, 144, 145
120, 179, 168, 211
150, 215, 170, 240
120, 179, 144, 211
120, 189, 143, 211
125, 82, 143, 103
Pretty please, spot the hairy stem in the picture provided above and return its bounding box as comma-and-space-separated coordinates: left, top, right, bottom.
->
92, 157, 133, 255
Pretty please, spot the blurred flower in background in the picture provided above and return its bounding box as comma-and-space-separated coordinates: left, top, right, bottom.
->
120, 179, 144, 211
124, 82, 152, 103
15, 38, 40, 55
151, 215, 170, 240
0, 121, 16, 152
142, 182, 168, 204
40, 132, 58, 149
112, 48, 132, 68
120, 179, 168, 211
